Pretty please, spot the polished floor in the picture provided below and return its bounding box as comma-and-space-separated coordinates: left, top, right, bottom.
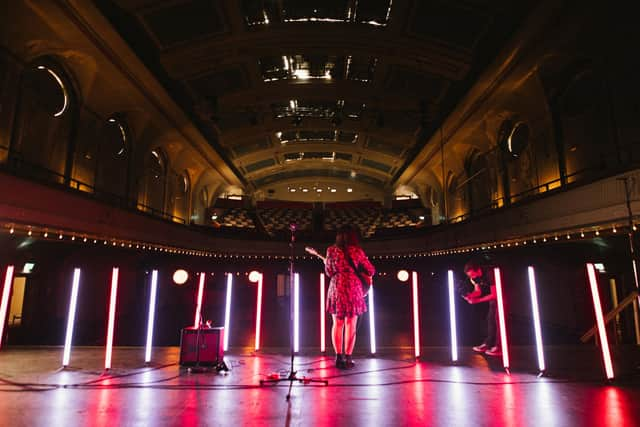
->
0, 346, 639, 426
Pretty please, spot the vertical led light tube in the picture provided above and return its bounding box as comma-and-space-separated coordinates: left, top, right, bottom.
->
105, 268, 119, 370
493, 267, 510, 370
62, 268, 81, 367
368, 285, 376, 354
0, 266, 15, 350
254, 273, 263, 351
586, 263, 615, 379
144, 270, 158, 363
293, 273, 300, 353
447, 270, 458, 362
527, 267, 546, 372
320, 273, 326, 352
411, 271, 420, 358
193, 273, 205, 328
222, 273, 233, 352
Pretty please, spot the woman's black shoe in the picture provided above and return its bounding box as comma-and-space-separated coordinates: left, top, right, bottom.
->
335, 354, 346, 369
344, 355, 355, 369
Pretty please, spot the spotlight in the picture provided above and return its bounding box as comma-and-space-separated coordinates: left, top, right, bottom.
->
397, 270, 409, 282
173, 269, 189, 285
248, 271, 261, 283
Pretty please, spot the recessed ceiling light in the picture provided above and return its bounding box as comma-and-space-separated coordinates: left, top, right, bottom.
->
330, 188, 336, 193
302, 188, 308, 192
347, 188, 353, 192
290, 188, 296, 192
317, 188, 322, 192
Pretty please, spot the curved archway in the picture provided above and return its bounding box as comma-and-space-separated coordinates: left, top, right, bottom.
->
11, 58, 78, 182
94, 115, 131, 199
139, 148, 167, 215
167, 170, 191, 223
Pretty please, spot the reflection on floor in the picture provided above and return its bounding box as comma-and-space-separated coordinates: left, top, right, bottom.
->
0, 346, 639, 426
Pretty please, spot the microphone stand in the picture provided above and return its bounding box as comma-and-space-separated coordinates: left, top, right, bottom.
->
260, 223, 328, 399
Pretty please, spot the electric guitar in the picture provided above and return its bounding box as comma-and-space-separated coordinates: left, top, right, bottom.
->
305, 246, 372, 295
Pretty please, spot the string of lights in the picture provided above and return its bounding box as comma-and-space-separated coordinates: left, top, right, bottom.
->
2, 218, 638, 260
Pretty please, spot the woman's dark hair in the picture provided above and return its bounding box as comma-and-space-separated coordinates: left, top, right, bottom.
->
336, 225, 361, 247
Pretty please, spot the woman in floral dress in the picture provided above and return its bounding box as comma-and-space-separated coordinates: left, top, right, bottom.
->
325, 225, 375, 369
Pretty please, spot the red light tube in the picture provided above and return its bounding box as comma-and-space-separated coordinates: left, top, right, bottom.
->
412, 271, 420, 358
0, 266, 15, 350
254, 273, 263, 351
320, 273, 326, 353
448, 270, 458, 362
493, 267, 510, 370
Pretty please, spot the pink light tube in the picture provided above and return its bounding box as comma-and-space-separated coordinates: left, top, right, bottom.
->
527, 267, 546, 372
368, 285, 376, 354
105, 267, 119, 370
320, 273, 326, 352
144, 270, 158, 363
254, 273, 263, 351
493, 267, 510, 370
447, 270, 458, 362
63, 268, 81, 367
193, 272, 205, 328
0, 266, 15, 350
586, 263, 615, 379
294, 273, 300, 353
224, 273, 233, 352
412, 271, 420, 358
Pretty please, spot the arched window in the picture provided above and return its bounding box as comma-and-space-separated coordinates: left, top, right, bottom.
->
95, 115, 130, 198
464, 151, 492, 214
168, 171, 190, 223
559, 69, 609, 175
11, 59, 76, 182
140, 149, 166, 215
191, 186, 209, 225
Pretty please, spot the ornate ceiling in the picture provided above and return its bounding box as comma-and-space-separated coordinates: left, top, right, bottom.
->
95, 0, 535, 202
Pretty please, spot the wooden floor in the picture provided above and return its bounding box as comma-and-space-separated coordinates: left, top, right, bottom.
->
0, 346, 639, 426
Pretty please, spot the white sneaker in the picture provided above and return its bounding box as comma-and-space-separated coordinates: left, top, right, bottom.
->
485, 346, 502, 357
472, 343, 488, 353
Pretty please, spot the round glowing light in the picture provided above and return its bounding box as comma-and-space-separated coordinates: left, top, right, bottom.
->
173, 269, 189, 285
397, 270, 410, 282
248, 271, 262, 283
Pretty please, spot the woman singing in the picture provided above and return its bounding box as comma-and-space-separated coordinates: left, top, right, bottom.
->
325, 225, 375, 369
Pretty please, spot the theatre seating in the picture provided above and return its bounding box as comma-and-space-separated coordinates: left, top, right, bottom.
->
219, 208, 256, 229
323, 206, 382, 238
258, 207, 313, 232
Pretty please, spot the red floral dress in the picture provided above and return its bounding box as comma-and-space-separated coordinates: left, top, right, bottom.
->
325, 244, 375, 318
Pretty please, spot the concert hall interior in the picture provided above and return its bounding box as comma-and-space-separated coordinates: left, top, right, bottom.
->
1, 0, 640, 425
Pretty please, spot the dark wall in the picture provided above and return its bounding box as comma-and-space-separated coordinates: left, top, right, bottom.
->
0, 233, 636, 350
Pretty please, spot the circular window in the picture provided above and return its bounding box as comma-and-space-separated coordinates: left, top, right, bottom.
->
498, 120, 529, 158
507, 123, 529, 157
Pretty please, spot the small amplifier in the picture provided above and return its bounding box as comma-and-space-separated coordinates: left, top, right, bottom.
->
179, 326, 225, 367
